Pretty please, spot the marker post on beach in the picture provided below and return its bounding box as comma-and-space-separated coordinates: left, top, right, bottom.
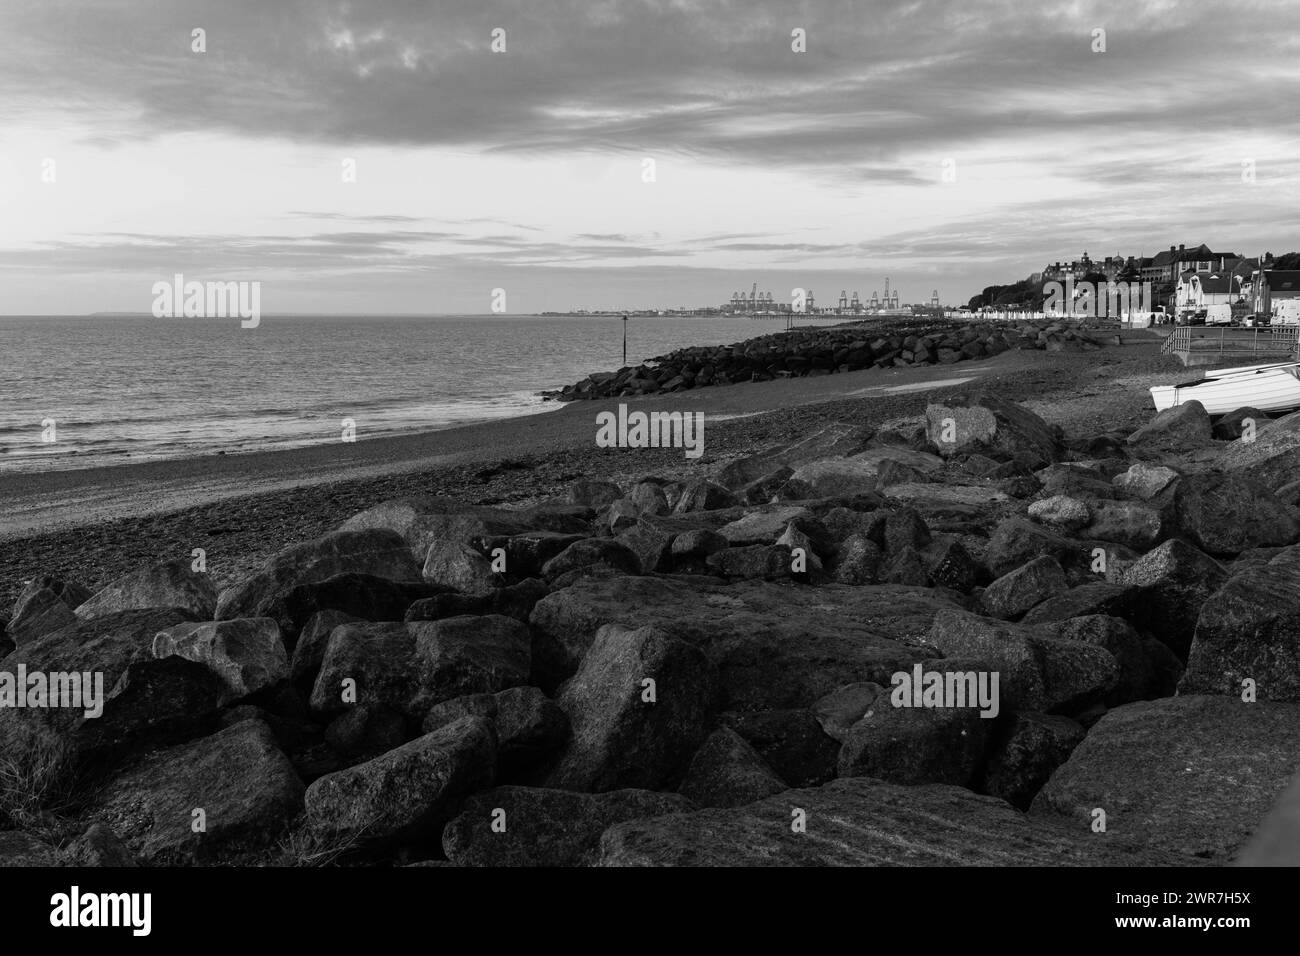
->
622, 313, 628, 367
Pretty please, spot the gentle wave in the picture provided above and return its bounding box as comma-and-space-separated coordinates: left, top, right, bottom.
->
0, 313, 811, 472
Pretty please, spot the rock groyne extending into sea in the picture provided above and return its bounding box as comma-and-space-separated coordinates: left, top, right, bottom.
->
549, 317, 1122, 401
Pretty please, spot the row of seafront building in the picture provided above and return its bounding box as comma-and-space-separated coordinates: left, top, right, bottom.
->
1034, 244, 1300, 323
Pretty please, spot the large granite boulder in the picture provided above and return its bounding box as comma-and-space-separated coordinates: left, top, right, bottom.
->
1219, 408, 1300, 492
811, 682, 883, 743
719, 709, 840, 788
407, 615, 532, 716
282, 607, 351, 693
883, 483, 1011, 508
979, 711, 1085, 810
530, 577, 948, 710
71, 656, 227, 769
925, 392, 1059, 468
1082, 500, 1166, 551
1019, 582, 1138, 626
76, 559, 216, 621
339, 496, 535, 562
984, 517, 1081, 579
784, 459, 880, 499
1031, 696, 1300, 862
786, 448, 942, 499
542, 625, 718, 792
980, 556, 1069, 620
0, 608, 199, 770
1171, 471, 1300, 556
616, 519, 675, 574
1115, 539, 1229, 658
1032, 615, 1181, 706
714, 425, 872, 492
421, 540, 503, 593
152, 617, 288, 702
308, 615, 530, 721
259, 573, 442, 642
923, 610, 1116, 714
7, 576, 92, 647
1112, 462, 1179, 500
404, 578, 548, 627
1028, 495, 1090, 532
442, 786, 693, 866
1213, 406, 1270, 441
539, 538, 641, 581
678, 726, 788, 807
308, 621, 416, 719
672, 480, 737, 514
597, 777, 1193, 866
837, 697, 992, 786
1126, 400, 1213, 454
1179, 546, 1300, 700
216, 529, 422, 621
304, 716, 496, 849
88, 719, 304, 864
717, 506, 816, 547
421, 685, 568, 777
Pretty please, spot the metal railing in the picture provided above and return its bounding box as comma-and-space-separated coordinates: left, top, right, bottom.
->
1162, 325, 1300, 358
1161, 327, 1188, 355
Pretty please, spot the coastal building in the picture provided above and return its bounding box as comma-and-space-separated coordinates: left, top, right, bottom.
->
1174, 271, 1236, 317
1040, 247, 1242, 290
1248, 269, 1300, 318
1140, 244, 1238, 284
1041, 252, 1142, 283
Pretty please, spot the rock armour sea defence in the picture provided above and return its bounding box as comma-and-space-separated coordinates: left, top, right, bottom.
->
5, 387, 1297, 868
550, 318, 1119, 400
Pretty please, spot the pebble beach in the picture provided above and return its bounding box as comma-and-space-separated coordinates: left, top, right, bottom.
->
0, 328, 1178, 609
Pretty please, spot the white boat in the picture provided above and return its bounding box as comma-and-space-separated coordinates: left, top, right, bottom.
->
1150, 361, 1300, 415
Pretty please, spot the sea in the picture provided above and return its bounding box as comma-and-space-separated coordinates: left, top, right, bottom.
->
0, 314, 830, 473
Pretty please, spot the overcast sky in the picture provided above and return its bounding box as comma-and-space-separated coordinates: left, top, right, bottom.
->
4, 0, 1300, 314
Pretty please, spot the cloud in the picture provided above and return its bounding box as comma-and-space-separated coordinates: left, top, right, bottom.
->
6, 0, 1299, 178
7, 0, 1300, 311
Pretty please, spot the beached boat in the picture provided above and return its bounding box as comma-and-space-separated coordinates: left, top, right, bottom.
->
1150, 361, 1300, 415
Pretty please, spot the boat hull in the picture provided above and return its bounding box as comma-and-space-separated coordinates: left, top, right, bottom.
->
1150, 363, 1300, 415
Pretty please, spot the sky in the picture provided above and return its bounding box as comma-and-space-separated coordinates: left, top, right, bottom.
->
3, 0, 1300, 314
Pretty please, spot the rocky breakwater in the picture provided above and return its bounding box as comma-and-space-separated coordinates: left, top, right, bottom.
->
3, 391, 1299, 866
548, 317, 1121, 401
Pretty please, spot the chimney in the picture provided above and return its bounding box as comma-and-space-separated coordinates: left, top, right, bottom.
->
1169, 246, 1176, 255
1179, 244, 1185, 252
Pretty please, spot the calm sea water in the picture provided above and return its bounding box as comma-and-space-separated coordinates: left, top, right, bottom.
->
0, 314, 825, 473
